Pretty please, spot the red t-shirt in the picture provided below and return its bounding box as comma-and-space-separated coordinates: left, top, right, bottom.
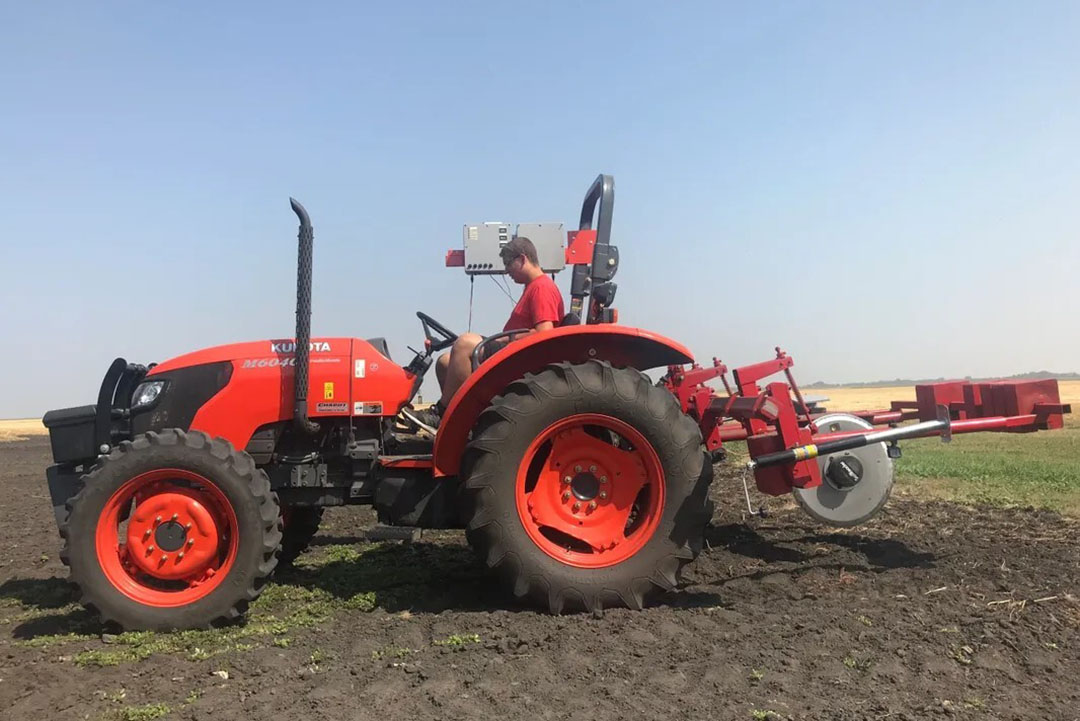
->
504, 275, 565, 331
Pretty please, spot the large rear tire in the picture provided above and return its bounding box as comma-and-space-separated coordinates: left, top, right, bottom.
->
461, 361, 713, 614
62, 429, 281, 631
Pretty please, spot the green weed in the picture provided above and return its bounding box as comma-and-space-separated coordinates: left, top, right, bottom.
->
102, 703, 171, 721
842, 654, 873, 672
964, 697, 987, 711
372, 645, 414, 660
948, 644, 974, 666
433, 633, 481, 647
750, 710, 780, 720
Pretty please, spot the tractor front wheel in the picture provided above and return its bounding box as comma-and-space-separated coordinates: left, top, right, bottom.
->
62, 429, 281, 630
461, 361, 713, 614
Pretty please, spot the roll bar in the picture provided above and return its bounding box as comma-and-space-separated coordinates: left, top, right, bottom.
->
578, 174, 615, 247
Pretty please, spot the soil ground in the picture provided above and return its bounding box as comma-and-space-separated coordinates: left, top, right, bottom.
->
1, 435, 1077, 721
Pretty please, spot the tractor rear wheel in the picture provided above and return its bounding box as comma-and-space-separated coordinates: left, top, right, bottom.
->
61, 429, 281, 630
278, 506, 324, 564
461, 361, 713, 614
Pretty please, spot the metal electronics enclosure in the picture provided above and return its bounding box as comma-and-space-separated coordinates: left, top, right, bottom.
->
462, 222, 566, 275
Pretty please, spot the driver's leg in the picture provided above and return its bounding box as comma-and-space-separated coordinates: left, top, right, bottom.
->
435, 352, 450, 389
439, 332, 482, 407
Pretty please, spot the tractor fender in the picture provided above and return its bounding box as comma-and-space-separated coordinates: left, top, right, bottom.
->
432, 325, 694, 477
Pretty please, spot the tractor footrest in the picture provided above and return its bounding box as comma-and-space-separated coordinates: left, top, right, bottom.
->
365, 525, 421, 542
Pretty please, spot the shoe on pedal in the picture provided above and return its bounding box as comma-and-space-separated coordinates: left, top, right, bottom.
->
400, 404, 443, 435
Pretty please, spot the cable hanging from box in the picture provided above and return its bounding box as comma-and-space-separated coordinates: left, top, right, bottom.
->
467, 275, 474, 332
490, 274, 515, 304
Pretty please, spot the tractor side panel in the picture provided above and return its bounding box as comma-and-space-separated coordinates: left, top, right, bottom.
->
175, 338, 412, 449
184, 339, 352, 448
432, 325, 694, 477
348, 338, 415, 419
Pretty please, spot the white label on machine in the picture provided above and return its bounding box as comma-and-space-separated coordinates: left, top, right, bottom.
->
468, 226, 479, 241
355, 359, 365, 378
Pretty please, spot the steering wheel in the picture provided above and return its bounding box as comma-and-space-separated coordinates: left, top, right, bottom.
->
416, 311, 459, 353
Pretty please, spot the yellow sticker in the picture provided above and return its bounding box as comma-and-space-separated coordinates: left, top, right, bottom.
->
323, 382, 334, 400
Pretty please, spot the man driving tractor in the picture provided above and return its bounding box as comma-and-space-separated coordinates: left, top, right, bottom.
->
409, 236, 564, 430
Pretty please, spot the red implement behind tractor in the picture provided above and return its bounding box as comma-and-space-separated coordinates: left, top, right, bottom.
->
41, 175, 1070, 630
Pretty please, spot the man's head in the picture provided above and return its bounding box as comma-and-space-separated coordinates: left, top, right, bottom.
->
499, 236, 541, 284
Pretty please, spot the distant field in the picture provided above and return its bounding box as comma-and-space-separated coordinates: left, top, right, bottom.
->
0, 419, 46, 442
818, 380, 1079, 516
818, 379, 1080, 412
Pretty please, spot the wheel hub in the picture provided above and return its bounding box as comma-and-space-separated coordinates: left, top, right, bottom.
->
518, 415, 666, 568
123, 489, 222, 580
154, 521, 187, 551
793, 414, 894, 527
570, 471, 601, 501
826, 455, 864, 489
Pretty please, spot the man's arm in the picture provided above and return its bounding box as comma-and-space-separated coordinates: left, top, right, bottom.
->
506, 320, 554, 343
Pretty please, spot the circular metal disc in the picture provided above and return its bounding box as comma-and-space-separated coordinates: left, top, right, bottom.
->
792, 414, 894, 527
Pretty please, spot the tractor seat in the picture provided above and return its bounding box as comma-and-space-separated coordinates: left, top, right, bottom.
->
558, 312, 580, 327
367, 337, 392, 360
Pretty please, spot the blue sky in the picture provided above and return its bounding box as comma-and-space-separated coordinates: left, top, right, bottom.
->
1, 1, 1078, 418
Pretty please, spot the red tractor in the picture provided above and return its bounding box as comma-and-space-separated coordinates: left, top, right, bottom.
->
42, 175, 1070, 630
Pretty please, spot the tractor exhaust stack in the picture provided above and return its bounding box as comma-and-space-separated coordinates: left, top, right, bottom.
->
290, 198, 319, 435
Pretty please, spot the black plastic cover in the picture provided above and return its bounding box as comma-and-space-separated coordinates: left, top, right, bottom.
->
42, 405, 97, 463
131, 361, 232, 435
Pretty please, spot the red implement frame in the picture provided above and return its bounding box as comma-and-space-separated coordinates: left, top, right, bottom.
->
662, 348, 1071, 497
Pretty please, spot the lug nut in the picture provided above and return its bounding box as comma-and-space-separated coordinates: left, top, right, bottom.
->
588, 501, 597, 510
160, 554, 168, 562
146, 545, 154, 553
172, 513, 179, 520
187, 538, 195, 546
572, 502, 581, 512
562, 491, 571, 501
563, 476, 572, 484
155, 515, 162, 524
178, 552, 185, 560
599, 491, 608, 500
599, 476, 608, 484
144, 528, 152, 537
574, 465, 582, 472
185, 522, 192, 530
589, 465, 597, 472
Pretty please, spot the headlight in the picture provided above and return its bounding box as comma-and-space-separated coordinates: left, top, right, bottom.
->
131, 381, 165, 408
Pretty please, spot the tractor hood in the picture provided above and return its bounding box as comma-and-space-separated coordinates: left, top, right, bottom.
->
149, 338, 351, 375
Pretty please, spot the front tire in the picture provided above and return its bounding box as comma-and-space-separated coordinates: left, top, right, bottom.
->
62, 429, 281, 631
461, 361, 713, 614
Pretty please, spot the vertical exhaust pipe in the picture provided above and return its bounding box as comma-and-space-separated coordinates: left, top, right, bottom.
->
290, 198, 319, 434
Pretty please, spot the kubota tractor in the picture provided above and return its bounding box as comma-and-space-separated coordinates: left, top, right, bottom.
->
42, 175, 1069, 630
42, 176, 714, 629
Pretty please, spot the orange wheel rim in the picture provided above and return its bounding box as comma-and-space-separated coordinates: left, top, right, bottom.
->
94, 468, 239, 607
514, 414, 665, 569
